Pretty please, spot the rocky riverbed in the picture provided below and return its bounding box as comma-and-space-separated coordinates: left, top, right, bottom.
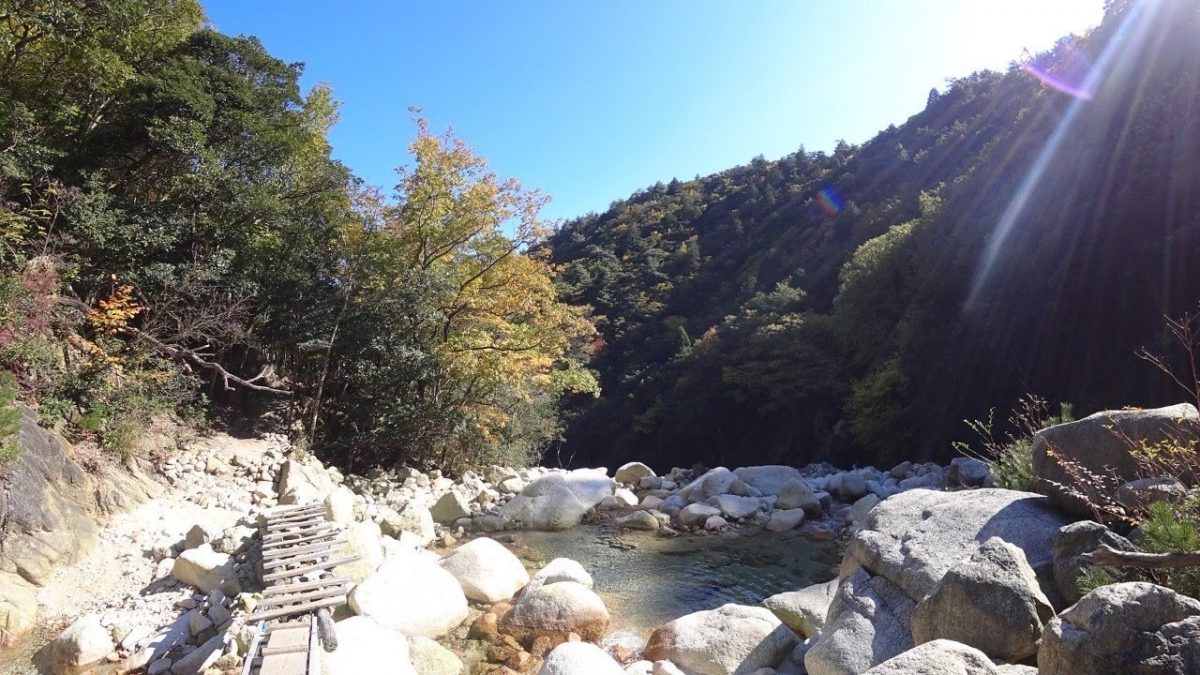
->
3, 403, 1200, 674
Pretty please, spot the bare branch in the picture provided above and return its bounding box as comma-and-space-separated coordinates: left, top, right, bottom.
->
1081, 542, 1200, 569
130, 329, 291, 395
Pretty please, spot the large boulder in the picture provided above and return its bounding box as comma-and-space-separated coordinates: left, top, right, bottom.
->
333, 520, 385, 583
500, 474, 591, 530
615, 462, 656, 485
277, 456, 336, 505
1051, 520, 1137, 605
840, 489, 1068, 602
438, 537, 530, 602
618, 510, 660, 530
327, 616, 416, 675
408, 636, 463, 675
381, 503, 435, 547
679, 503, 722, 527
1039, 582, 1200, 675
530, 557, 593, 590
562, 468, 618, 508
911, 537, 1054, 661
171, 544, 241, 595
762, 579, 838, 638
431, 490, 472, 524
734, 466, 804, 496
644, 604, 799, 675
349, 551, 469, 638
47, 614, 115, 675
323, 485, 356, 524
863, 640, 1001, 675
805, 569, 915, 675
776, 479, 821, 513
712, 494, 762, 520
680, 468, 737, 503
499, 581, 609, 644
765, 508, 806, 531
1031, 404, 1200, 517
539, 641, 626, 675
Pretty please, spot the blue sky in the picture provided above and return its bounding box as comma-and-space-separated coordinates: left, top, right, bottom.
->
203, 1, 1105, 222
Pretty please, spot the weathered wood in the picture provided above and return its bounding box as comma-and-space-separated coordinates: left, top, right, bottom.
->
262, 643, 309, 656
316, 608, 338, 652
262, 548, 342, 571
262, 529, 339, 549
269, 510, 327, 526
246, 595, 347, 622
262, 556, 361, 583
262, 577, 353, 596
306, 610, 320, 675
269, 502, 324, 515
263, 523, 336, 540
256, 585, 350, 609
266, 517, 326, 533
263, 542, 339, 563
1082, 542, 1200, 569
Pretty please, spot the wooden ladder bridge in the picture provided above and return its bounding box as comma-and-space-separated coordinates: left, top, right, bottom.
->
240, 503, 361, 675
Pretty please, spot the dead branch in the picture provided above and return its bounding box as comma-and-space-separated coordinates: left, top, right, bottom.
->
1081, 542, 1200, 569
131, 329, 291, 395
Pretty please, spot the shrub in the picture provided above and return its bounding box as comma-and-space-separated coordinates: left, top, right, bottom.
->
954, 394, 1073, 492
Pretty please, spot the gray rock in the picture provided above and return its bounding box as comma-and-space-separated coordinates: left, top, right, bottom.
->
1052, 520, 1137, 605
171, 544, 241, 595
323, 485, 356, 524
619, 511, 661, 530
841, 489, 1067, 602
805, 569, 915, 675
530, 557, 593, 589
762, 579, 838, 638
408, 635, 463, 674
499, 474, 591, 530
681, 467, 737, 503
776, 479, 821, 513
381, 503, 435, 546
836, 473, 869, 501
1039, 582, 1200, 675
713, 494, 762, 520
765, 509, 805, 531
500, 581, 609, 644
276, 457, 336, 505
540, 641, 626, 675
616, 462, 656, 485
349, 550, 468, 638
734, 466, 804, 496
1032, 403, 1199, 518
846, 494, 880, 528
431, 490, 472, 524
170, 633, 224, 674
48, 614, 113, 674
911, 537, 1054, 661
679, 503, 722, 527
184, 522, 221, 550
438, 536, 530, 602
863, 640, 1001, 675
949, 457, 992, 488
1115, 477, 1188, 514
645, 603, 799, 675
0, 572, 37, 639
328, 616, 416, 675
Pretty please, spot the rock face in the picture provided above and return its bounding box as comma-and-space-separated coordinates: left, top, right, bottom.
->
1039, 582, 1200, 675
1051, 520, 1137, 605
171, 544, 242, 595
1031, 403, 1200, 517
911, 537, 1054, 661
863, 640, 1001, 675
644, 603, 799, 675
762, 579, 838, 638
349, 552, 469, 638
805, 569, 915, 675
328, 616, 416, 675
539, 641, 626, 675
1, 406, 159, 638
48, 614, 115, 674
840, 489, 1067, 602
499, 474, 591, 530
499, 581, 609, 644
438, 536, 530, 602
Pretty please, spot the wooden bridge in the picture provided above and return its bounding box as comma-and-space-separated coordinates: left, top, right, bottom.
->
240, 503, 360, 675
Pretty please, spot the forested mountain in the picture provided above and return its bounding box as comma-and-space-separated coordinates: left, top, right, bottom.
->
549, 0, 1200, 471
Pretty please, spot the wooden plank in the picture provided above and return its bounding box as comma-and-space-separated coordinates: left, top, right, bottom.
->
239, 621, 266, 675
267, 517, 325, 533
255, 585, 349, 609
268, 502, 324, 516
259, 651, 307, 675
262, 556, 361, 583
269, 509, 326, 526
306, 613, 320, 675
262, 540, 340, 561
262, 643, 309, 656
262, 529, 339, 549
246, 595, 348, 622
263, 549, 340, 572
262, 577, 353, 597
263, 523, 335, 541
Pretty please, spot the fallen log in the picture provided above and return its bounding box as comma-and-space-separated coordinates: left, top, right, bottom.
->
1081, 542, 1200, 569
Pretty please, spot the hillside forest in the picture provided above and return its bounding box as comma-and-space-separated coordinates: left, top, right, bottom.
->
2, 0, 1199, 475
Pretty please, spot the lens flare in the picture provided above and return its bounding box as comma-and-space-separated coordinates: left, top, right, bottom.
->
816, 187, 843, 217
1021, 46, 1099, 100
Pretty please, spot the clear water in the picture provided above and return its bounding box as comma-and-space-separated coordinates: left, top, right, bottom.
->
509, 524, 842, 638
